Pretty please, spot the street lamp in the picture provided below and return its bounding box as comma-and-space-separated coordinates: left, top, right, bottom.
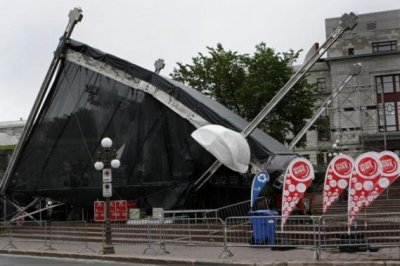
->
328, 139, 341, 157
94, 137, 120, 255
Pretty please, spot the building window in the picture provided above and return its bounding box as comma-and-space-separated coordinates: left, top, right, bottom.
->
376, 74, 400, 131
317, 153, 325, 166
348, 48, 354, 55
372, 41, 397, 53
366, 22, 377, 30
317, 115, 331, 141
316, 78, 326, 92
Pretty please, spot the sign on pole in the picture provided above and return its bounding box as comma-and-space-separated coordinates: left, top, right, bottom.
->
103, 168, 112, 183
103, 182, 112, 198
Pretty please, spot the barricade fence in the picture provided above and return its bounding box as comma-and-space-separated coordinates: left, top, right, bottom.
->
161, 197, 268, 220
1, 213, 400, 259
0, 220, 96, 253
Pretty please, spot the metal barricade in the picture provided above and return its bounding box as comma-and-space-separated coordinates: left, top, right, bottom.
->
321, 212, 400, 249
1, 221, 46, 250
213, 197, 269, 220
224, 215, 317, 251
47, 221, 95, 253
108, 217, 225, 256
1, 212, 400, 260
111, 219, 163, 254
159, 217, 224, 247
162, 209, 217, 219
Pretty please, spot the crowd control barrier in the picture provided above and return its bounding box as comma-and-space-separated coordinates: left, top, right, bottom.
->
1, 212, 400, 260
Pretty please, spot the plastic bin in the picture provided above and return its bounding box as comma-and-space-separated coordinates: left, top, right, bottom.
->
249, 210, 278, 245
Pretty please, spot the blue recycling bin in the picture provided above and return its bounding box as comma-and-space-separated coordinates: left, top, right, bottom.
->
249, 210, 278, 245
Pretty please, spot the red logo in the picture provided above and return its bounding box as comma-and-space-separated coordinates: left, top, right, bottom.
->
380, 154, 397, 174
357, 157, 379, 179
334, 157, 352, 176
292, 161, 310, 180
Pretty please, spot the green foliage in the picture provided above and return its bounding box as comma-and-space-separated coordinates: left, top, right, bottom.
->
171, 43, 316, 146
0, 145, 16, 151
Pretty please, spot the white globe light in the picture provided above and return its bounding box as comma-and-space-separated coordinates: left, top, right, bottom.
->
111, 159, 121, 169
94, 161, 104, 171
101, 137, 112, 148
332, 143, 338, 149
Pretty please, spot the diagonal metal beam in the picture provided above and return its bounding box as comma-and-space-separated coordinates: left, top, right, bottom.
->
0, 8, 83, 194
9, 197, 40, 221
194, 12, 358, 191
9, 202, 64, 222
288, 63, 362, 149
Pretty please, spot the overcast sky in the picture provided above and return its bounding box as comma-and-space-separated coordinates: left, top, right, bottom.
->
0, 0, 399, 122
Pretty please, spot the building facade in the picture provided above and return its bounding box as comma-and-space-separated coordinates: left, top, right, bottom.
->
297, 9, 400, 172
0, 119, 25, 178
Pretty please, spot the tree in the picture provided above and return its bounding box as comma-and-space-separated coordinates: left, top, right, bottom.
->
170, 43, 316, 146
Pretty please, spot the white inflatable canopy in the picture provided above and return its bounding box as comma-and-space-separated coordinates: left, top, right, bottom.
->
191, 125, 251, 173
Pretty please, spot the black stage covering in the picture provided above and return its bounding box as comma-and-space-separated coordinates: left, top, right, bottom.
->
4, 40, 296, 210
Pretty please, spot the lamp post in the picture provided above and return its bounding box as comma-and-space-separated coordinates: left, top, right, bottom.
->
94, 137, 120, 255
328, 139, 341, 158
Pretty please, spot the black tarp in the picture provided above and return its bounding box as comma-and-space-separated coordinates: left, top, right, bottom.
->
4, 40, 296, 210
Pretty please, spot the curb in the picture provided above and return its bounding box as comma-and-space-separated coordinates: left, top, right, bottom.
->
1, 249, 400, 266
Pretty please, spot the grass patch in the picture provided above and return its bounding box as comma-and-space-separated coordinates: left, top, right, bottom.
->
0, 145, 16, 151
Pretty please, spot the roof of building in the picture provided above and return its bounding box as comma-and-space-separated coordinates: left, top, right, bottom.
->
0, 119, 26, 129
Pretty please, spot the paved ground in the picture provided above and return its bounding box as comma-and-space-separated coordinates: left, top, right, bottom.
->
0, 254, 154, 266
1, 238, 400, 265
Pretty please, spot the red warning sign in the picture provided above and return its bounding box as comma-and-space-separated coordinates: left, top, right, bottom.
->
93, 200, 128, 221
94, 201, 105, 222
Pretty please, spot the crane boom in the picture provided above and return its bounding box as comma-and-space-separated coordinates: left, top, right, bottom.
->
288, 63, 362, 150
0, 8, 83, 194
194, 12, 358, 191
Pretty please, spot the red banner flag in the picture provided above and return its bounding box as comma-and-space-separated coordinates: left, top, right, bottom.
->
348, 152, 381, 226
281, 157, 314, 227
323, 154, 354, 214
364, 151, 400, 208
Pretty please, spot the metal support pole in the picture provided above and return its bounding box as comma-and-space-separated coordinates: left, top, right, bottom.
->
103, 195, 115, 254
3, 195, 6, 223
9, 197, 40, 221
379, 82, 388, 150
313, 216, 321, 260
288, 63, 362, 150
95, 138, 119, 255
194, 13, 358, 190
219, 220, 234, 259
0, 7, 83, 194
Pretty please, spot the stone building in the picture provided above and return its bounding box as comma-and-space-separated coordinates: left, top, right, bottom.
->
0, 119, 25, 177
296, 9, 400, 172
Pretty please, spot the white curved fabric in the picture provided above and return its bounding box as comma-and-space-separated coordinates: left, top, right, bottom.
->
191, 125, 250, 173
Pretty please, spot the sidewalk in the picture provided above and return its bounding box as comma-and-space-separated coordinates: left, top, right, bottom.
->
1, 238, 400, 265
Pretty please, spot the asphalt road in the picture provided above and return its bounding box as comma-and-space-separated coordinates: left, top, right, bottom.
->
0, 254, 159, 266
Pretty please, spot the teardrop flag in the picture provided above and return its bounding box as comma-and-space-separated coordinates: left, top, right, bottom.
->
281, 157, 314, 227
250, 171, 270, 208
323, 154, 354, 214
364, 151, 400, 208
348, 152, 381, 226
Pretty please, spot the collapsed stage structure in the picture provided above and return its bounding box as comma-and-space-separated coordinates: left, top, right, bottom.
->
0, 8, 298, 213
0, 8, 357, 218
